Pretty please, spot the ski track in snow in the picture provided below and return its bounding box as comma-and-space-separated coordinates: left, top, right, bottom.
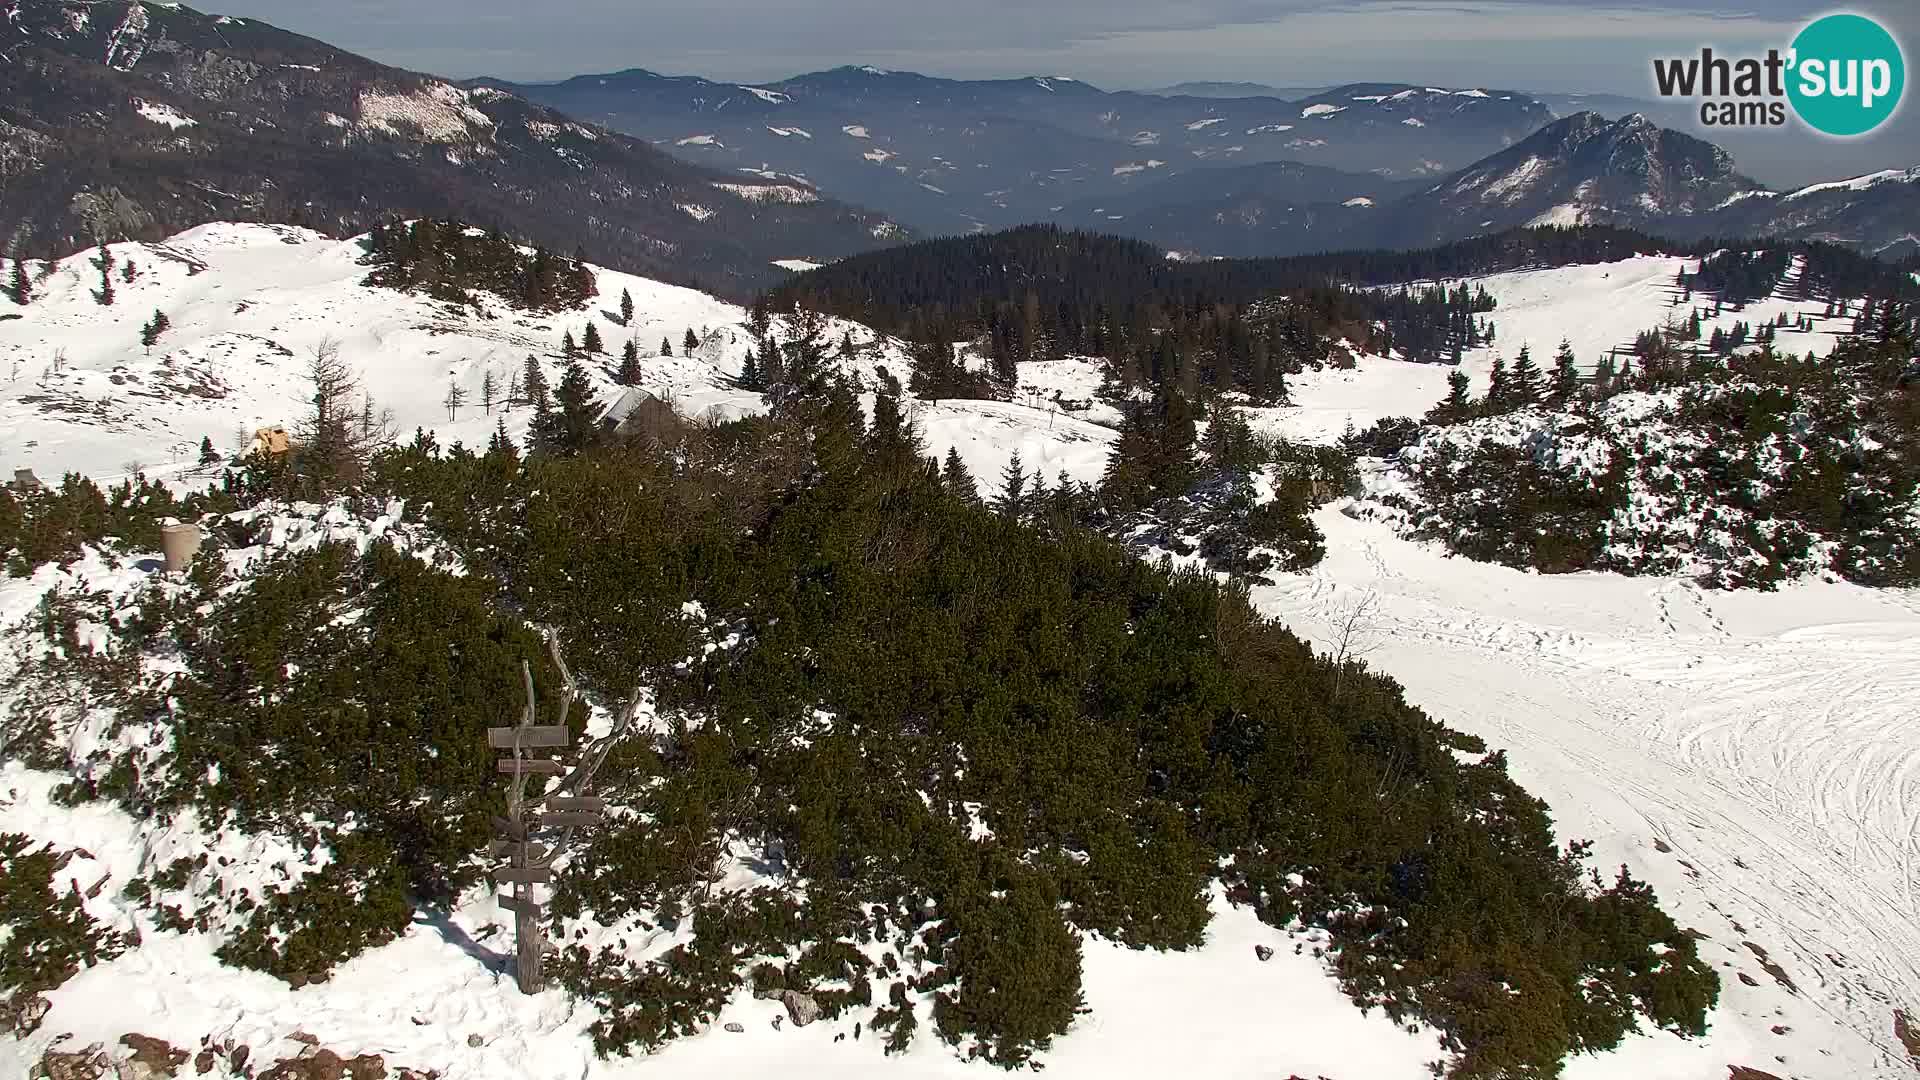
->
1255, 514, 1920, 1079
2, 233, 1917, 1078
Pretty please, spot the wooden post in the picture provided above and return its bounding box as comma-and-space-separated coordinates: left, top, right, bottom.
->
488, 637, 642, 995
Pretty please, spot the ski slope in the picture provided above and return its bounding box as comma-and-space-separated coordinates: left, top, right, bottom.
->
2, 233, 1917, 1079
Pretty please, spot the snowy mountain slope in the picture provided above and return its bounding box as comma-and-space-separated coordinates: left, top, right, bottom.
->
0, 0, 901, 293
0, 223, 912, 482
1364, 113, 1757, 249
1691, 168, 1920, 260
3, 226, 1918, 1079
1058, 107, 1917, 261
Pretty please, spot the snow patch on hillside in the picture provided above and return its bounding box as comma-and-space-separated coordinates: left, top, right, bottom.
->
135, 101, 197, 129
357, 83, 497, 144
1479, 155, 1546, 200
1527, 202, 1588, 226
1301, 104, 1346, 118
712, 182, 818, 204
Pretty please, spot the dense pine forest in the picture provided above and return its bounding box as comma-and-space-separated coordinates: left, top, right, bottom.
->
1, 344, 1719, 1080
770, 226, 1920, 395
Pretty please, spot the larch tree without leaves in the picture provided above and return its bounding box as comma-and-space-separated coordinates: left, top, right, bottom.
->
296, 339, 396, 491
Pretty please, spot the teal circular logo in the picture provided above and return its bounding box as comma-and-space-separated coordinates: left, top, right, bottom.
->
1788, 14, 1905, 136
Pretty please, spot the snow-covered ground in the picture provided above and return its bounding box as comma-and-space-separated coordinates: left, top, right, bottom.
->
0, 224, 905, 483
1431, 254, 1853, 387
1243, 253, 1863, 448
1251, 508, 1920, 1079
2, 233, 1916, 1079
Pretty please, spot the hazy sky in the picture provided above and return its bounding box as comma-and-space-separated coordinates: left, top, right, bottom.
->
199, 1, 1906, 93
207, 0, 1916, 179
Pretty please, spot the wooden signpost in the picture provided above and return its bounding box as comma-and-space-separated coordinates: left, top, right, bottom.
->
488, 637, 646, 994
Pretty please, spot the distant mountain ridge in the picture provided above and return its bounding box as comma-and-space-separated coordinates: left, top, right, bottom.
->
486, 66, 1557, 235
0, 0, 904, 293
1054, 112, 1919, 260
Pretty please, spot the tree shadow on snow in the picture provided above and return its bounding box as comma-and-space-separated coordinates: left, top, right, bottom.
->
415, 909, 511, 976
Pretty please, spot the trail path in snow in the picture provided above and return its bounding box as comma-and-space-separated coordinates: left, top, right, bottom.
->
1256, 508, 1920, 1078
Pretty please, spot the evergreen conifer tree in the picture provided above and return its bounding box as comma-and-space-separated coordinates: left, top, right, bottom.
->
521, 355, 550, 411
683, 328, 699, 355
1509, 345, 1541, 407
1484, 355, 1509, 414
1426, 371, 1473, 424
541, 360, 603, 455
748, 296, 772, 344
618, 340, 642, 386
1549, 340, 1579, 405
738, 345, 763, 391
661, 337, 673, 357
198, 436, 220, 466
140, 310, 170, 352
562, 330, 579, 357
994, 450, 1028, 519
620, 288, 634, 325
98, 245, 115, 306
942, 447, 981, 505
583, 322, 605, 354
488, 416, 516, 458
8, 257, 27, 306
481, 370, 497, 415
